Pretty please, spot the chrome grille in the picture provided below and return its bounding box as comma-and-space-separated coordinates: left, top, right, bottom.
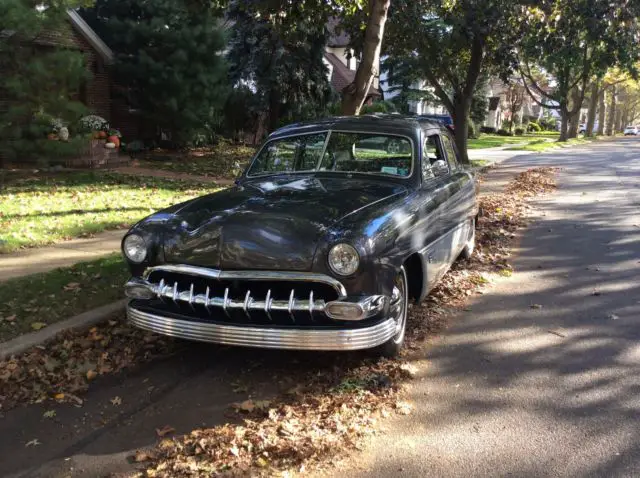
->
140, 265, 345, 325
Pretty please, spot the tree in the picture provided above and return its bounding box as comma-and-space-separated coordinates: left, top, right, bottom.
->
0, 0, 94, 167
81, 0, 228, 144
517, 0, 640, 141
384, 0, 526, 164
504, 80, 527, 132
340, 0, 391, 115
226, 1, 334, 133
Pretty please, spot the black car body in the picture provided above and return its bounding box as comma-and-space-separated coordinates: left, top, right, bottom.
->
122, 115, 478, 356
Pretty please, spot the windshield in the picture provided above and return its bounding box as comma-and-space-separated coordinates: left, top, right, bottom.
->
247, 131, 413, 178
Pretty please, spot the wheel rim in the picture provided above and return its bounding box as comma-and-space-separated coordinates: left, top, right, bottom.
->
389, 267, 408, 344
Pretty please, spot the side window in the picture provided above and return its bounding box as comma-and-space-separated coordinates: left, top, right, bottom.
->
423, 134, 448, 181
441, 134, 459, 171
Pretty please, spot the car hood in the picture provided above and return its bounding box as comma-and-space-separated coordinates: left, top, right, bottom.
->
162, 175, 408, 271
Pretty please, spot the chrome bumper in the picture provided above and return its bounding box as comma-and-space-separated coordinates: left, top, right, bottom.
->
126, 305, 397, 351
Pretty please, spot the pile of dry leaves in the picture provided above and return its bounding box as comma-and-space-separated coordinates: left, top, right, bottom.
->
0, 319, 175, 410
0, 167, 558, 476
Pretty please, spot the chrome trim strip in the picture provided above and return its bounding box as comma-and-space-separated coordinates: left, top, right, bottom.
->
127, 305, 396, 351
143, 265, 347, 298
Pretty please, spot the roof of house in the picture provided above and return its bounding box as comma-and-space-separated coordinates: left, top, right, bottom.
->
66, 10, 114, 64
324, 52, 382, 99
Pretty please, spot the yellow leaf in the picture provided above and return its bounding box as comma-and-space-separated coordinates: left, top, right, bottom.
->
54, 393, 65, 400
31, 322, 47, 331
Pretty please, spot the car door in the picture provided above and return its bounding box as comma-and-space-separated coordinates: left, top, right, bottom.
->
416, 130, 454, 294
439, 130, 477, 264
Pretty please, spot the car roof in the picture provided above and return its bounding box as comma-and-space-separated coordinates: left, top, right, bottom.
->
268, 114, 445, 140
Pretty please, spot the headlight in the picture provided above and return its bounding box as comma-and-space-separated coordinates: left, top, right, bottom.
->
123, 234, 147, 263
328, 243, 359, 276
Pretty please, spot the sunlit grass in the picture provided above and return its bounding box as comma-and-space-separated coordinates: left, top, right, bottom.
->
0, 172, 219, 252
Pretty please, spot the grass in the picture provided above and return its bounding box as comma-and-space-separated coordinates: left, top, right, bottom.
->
505, 136, 596, 152
0, 171, 220, 253
0, 254, 129, 342
470, 159, 490, 168
138, 142, 257, 179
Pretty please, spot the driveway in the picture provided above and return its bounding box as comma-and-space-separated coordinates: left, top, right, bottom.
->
329, 139, 640, 477
1, 139, 638, 477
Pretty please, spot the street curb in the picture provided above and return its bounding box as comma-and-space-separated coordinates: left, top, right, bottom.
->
0, 299, 127, 361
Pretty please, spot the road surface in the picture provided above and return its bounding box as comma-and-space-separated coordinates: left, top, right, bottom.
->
1, 139, 638, 477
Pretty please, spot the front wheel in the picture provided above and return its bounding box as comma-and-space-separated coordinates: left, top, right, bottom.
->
375, 265, 409, 358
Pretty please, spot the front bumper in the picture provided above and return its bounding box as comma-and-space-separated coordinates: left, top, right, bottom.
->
127, 304, 397, 351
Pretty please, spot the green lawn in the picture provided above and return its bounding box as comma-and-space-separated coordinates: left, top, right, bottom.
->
505, 136, 595, 152
0, 172, 219, 253
468, 134, 538, 149
0, 254, 129, 342
138, 142, 257, 178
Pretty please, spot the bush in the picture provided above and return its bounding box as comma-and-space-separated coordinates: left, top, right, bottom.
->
514, 127, 525, 136
361, 100, 398, 114
480, 126, 497, 134
496, 128, 514, 136
528, 122, 542, 132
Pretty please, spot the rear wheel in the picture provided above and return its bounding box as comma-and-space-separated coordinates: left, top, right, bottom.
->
375, 265, 409, 358
460, 218, 476, 260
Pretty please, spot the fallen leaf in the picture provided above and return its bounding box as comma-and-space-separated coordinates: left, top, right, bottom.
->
608, 314, 619, 320
234, 399, 255, 412
25, 439, 41, 447
133, 450, 154, 462
156, 425, 175, 438
30, 322, 47, 331
86, 370, 97, 381
4, 315, 16, 322
43, 410, 56, 419
530, 304, 543, 309
229, 445, 240, 457
54, 393, 65, 401
110, 396, 122, 406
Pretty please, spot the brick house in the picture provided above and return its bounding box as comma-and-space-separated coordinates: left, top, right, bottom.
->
0, 10, 140, 156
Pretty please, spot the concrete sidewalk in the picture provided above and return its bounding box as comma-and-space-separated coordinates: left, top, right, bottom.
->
0, 230, 124, 282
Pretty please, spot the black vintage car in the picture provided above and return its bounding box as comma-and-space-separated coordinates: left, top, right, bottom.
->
122, 115, 477, 356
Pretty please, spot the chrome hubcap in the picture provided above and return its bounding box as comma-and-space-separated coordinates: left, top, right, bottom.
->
389, 270, 408, 343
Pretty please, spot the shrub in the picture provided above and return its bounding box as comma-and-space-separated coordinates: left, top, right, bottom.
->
528, 122, 542, 132
361, 100, 398, 114
496, 128, 513, 136
514, 127, 525, 136
78, 115, 109, 133
480, 126, 497, 134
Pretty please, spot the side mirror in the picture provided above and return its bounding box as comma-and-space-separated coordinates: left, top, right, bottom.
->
432, 160, 449, 177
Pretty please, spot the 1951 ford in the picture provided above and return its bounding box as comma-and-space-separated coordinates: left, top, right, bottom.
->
122, 115, 477, 356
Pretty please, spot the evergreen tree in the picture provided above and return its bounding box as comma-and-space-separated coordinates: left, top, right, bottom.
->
0, 0, 93, 166
226, 1, 334, 133
81, 0, 228, 144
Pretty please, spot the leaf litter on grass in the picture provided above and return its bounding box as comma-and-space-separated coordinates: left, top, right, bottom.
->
0, 168, 559, 476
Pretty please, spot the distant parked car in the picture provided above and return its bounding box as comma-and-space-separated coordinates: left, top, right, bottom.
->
579, 122, 599, 135
122, 115, 478, 357
623, 125, 638, 136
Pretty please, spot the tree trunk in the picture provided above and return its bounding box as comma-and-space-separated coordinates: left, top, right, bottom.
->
606, 86, 616, 135
567, 88, 581, 139
453, 110, 470, 166
341, 0, 391, 115
567, 112, 580, 138
597, 89, 606, 136
559, 106, 569, 141
615, 107, 623, 134
585, 82, 599, 137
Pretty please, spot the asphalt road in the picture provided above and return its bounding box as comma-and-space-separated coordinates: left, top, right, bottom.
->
329, 138, 640, 477
1, 139, 638, 477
